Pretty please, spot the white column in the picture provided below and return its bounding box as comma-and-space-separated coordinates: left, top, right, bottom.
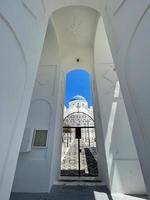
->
101, 0, 150, 196
0, 1, 48, 199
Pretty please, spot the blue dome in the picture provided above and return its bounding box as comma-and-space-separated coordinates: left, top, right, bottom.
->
70, 95, 87, 102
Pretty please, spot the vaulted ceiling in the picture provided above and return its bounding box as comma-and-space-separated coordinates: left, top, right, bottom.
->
51, 6, 99, 70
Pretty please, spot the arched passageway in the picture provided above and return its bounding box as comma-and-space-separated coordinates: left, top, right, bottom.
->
60, 69, 99, 178
0, 2, 150, 200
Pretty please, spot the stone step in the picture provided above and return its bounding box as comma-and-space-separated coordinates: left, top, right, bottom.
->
59, 176, 101, 182
54, 181, 106, 186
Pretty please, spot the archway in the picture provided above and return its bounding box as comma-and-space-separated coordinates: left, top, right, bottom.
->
0, 2, 149, 200
60, 69, 99, 179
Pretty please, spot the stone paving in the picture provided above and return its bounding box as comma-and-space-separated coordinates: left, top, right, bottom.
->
60, 135, 98, 176
84, 148, 98, 176
10, 187, 148, 200
10, 185, 113, 200
61, 138, 87, 176
48, 185, 113, 200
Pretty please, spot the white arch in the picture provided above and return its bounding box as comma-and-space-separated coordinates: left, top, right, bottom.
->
47, 1, 102, 18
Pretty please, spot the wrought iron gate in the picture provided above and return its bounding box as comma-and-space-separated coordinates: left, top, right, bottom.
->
61, 126, 98, 177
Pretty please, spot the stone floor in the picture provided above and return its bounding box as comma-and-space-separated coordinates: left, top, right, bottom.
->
61, 138, 98, 176
10, 185, 112, 200
10, 185, 148, 200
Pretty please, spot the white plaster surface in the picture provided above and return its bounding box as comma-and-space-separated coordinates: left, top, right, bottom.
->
12, 20, 61, 193
93, 17, 146, 194
1, 1, 150, 199
0, 1, 48, 199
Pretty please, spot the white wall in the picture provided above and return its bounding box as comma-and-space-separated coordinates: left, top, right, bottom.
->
93, 17, 146, 194
0, 1, 48, 199
1, 1, 150, 198
48, 70, 65, 189
40, 20, 60, 65
92, 76, 110, 187
12, 20, 62, 192
100, 0, 150, 196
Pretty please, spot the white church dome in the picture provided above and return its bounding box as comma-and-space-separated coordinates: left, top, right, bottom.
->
70, 95, 87, 102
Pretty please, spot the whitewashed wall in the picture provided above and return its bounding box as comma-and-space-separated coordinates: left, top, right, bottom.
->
92, 77, 110, 188
12, 20, 62, 192
0, 1, 48, 199
93, 17, 146, 194
100, 0, 150, 196
1, 1, 150, 199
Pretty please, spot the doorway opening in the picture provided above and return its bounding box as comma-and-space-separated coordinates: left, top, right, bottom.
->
60, 69, 99, 178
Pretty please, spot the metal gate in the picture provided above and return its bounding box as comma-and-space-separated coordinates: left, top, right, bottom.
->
61, 126, 98, 177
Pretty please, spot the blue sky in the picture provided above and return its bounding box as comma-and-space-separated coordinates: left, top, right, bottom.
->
65, 69, 93, 107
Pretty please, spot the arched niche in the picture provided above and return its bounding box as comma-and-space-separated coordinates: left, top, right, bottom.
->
26, 99, 52, 130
